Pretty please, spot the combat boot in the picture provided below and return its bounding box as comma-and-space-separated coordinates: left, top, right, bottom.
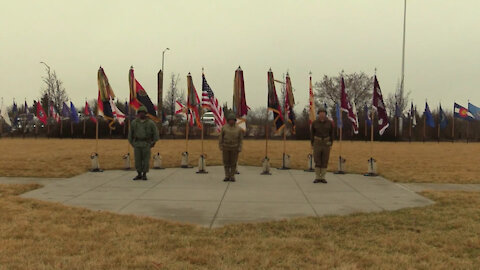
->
133, 171, 142, 181
223, 167, 230, 182
313, 167, 322, 183
320, 168, 328, 183
142, 172, 148, 181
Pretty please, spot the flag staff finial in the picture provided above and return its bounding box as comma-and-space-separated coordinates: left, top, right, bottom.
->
309, 71, 312, 76
374, 67, 377, 75
202, 67, 204, 74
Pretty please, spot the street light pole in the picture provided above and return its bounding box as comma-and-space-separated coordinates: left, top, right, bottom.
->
158, 48, 169, 131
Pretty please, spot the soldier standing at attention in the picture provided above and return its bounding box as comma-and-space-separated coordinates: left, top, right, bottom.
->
128, 106, 159, 181
219, 113, 243, 182
311, 107, 334, 183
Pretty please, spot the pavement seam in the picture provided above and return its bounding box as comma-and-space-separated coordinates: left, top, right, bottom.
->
289, 170, 319, 217
209, 182, 230, 229
61, 171, 132, 203
336, 174, 386, 211
117, 169, 178, 212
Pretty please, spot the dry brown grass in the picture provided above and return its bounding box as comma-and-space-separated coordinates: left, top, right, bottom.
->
0, 184, 479, 269
1, 138, 479, 183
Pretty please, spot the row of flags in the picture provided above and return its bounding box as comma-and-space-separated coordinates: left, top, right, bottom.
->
0, 99, 97, 128
2, 67, 480, 139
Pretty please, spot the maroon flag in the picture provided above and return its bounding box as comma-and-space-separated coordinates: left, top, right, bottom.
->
36, 101, 47, 125
373, 75, 389, 135
340, 77, 359, 134
233, 66, 249, 131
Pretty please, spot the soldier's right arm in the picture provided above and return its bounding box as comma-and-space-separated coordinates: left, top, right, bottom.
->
310, 122, 315, 146
218, 127, 224, 151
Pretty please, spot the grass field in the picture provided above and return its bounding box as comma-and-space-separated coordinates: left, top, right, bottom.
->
0, 138, 479, 183
0, 184, 479, 269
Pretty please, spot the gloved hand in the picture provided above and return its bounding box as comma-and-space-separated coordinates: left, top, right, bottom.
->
326, 141, 332, 146
150, 142, 156, 148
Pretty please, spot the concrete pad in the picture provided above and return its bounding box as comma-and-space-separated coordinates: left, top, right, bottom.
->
312, 202, 383, 216
216, 201, 316, 219
16, 166, 436, 228
119, 199, 218, 226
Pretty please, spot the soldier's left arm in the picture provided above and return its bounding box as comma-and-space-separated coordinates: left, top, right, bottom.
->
151, 121, 160, 142
238, 128, 244, 152
329, 120, 334, 145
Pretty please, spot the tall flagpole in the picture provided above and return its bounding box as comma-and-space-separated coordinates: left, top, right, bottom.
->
282, 73, 287, 160
201, 68, 205, 157
423, 112, 426, 142
409, 111, 412, 142
400, 0, 407, 94
437, 104, 440, 143
452, 106, 455, 143
265, 106, 269, 159
83, 99, 87, 137
185, 111, 189, 153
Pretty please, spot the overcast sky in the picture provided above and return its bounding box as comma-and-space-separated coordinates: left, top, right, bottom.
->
1, 0, 479, 113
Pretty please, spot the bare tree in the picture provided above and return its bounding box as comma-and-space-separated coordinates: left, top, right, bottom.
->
385, 80, 411, 117
314, 72, 373, 110
163, 73, 186, 134
40, 64, 68, 112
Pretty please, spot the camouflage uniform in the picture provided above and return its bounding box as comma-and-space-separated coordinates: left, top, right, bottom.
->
311, 109, 333, 183
128, 107, 159, 178
219, 113, 243, 181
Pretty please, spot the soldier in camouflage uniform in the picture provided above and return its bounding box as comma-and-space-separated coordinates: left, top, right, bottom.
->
128, 106, 159, 181
219, 113, 243, 182
310, 107, 333, 183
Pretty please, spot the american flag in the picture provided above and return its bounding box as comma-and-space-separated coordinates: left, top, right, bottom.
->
49, 103, 61, 123
201, 73, 225, 132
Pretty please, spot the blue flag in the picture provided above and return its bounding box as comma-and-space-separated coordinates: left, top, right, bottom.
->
62, 102, 70, 118
439, 104, 448, 129
364, 103, 372, 127
336, 103, 342, 128
424, 102, 435, 128
25, 101, 33, 121
70, 102, 80, 124
468, 102, 480, 120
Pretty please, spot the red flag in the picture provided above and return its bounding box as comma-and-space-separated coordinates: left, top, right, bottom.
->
36, 101, 47, 125
186, 72, 202, 129
373, 75, 389, 135
340, 77, 359, 134
129, 67, 158, 121
233, 66, 249, 131
84, 101, 97, 124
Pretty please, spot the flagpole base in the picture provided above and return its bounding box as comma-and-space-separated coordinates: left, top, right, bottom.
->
180, 152, 193, 168
261, 157, 271, 175
196, 155, 208, 174
277, 153, 291, 170
304, 154, 315, 172
123, 153, 131, 170
90, 153, 103, 172
364, 157, 378, 177
334, 155, 347, 174
153, 153, 165, 170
